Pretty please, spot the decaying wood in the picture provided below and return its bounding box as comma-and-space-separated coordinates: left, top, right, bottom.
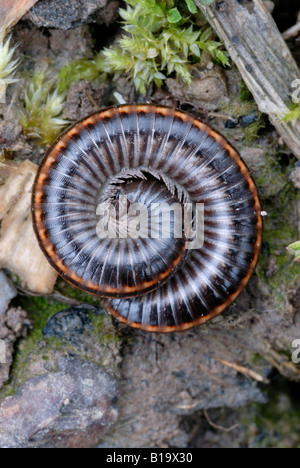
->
0, 0, 39, 39
194, 0, 300, 158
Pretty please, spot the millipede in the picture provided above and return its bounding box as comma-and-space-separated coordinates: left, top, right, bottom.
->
32, 104, 262, 332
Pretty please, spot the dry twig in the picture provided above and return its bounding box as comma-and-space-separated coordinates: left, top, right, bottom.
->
282, 22, 300, 40
216, 358, 270, 384
194, 0, 300, 158
203, 410, 240, 433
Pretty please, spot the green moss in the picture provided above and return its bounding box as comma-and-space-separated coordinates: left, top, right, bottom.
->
248, 353, 269, 369
240, 80, 253, 102
18, 296, 66, 330
3, 297, 69, 390
220, 95, 255, 118
21, 68, 69, 145
57, 0, 229, 96
217, 74, 267, 144
257, 180, 300, 302
219, 93, 265, 144
55, 279, 100, 306
0, 383, 17, 399
90, 313, 121, 345
243, 119, 265, 143
19, 1, 228, 115
0, 293, 121, 399
58, 56, 106, 93
103, 0, 229, 95
281, 102, 300, 123
253, 159, 286, 199
249, 381, 300, 448
0, 34, 19, 101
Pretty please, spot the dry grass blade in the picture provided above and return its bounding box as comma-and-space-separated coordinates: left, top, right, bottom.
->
216, 358, 270, 384
0, 0, 39, 38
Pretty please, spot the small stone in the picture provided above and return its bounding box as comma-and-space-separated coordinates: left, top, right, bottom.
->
240, 110, 260, 127
225, 118, 239, 129
28, 0, 118, 30
0, 271, 17, 315
42, 307, 92, 346
0, 357, 118, 448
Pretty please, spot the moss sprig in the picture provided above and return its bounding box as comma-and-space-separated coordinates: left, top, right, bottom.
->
102, 0, 229, 94
21, 68, 69, 145
58, 56, 106, 93
58, 0, 228, 96
281, 103, 300, 123
287, 241, 300, 263
0, 33, 19, 101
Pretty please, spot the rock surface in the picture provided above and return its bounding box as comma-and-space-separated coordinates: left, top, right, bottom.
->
42, 307, 92, 345
39, 306, 121, 376
27, 0, 119, 30
0, 357, 118, 448
0, 271, 17, 315
0, 307, 30, 389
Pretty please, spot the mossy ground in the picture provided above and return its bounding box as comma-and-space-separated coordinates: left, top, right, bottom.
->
257, 179, 300, 304
245, 377, 300, 448
216, 74, 300, 305
55, 279, 100, 306
0, 293, 121, 399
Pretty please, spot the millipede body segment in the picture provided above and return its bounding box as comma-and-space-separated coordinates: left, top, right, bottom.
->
33, 104, 262, 332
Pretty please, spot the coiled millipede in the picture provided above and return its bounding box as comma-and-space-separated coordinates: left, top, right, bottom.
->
33, 104, 262, 332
